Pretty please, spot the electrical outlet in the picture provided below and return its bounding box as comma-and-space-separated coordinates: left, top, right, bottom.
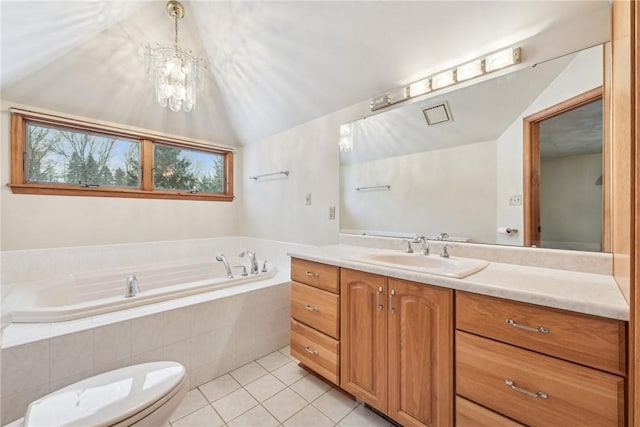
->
305, 193, 312, 206
509, 195, 523, 206
329, 206, 336, 220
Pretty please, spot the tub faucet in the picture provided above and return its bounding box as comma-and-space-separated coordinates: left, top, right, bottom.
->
125, 274, 140, 298
240, 251, 259, 274
216, 254, 233, 279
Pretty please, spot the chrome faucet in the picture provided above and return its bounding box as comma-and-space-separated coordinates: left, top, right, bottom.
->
404, 240, 414, 253
433, 232, 449, 241
440, 243, 454, 258
412, 236, 430, 255
125, 274, 140, 298
216, 254, 233, 278
240, 251, 259, 274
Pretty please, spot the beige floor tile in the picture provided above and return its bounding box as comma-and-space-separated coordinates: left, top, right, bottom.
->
211, 387, 259, 422
290, 374, 331, 402
227, 404, 280, 427
172, 405, 224, 427
337, 404, 392, 427
283, 404, 335, 427
245, 373, 287, 402
278, 345, 292, 358
256, 350, 292, 372
169, 389, 208, 422
272, 361, 309, 385
230, 361, 269, 385
199, 374, 241, 403
262, 388, 308, 422
312, 388, 358, 422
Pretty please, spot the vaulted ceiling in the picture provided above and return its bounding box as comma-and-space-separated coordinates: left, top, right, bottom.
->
0, 1, 610, 146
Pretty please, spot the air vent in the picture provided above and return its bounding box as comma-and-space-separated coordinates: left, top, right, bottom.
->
422, 102, 453, 126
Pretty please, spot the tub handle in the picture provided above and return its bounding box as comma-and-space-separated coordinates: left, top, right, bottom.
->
304, 271, 319, 277
304, 304, 319, 312
234, 265, 248, 277
304, 345, 319, 356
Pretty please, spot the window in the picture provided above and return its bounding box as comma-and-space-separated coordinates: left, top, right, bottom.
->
10, 109, 234, 201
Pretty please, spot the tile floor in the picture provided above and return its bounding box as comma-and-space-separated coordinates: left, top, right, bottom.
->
167, 346, 393, 427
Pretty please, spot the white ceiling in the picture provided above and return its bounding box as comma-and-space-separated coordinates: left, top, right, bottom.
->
0, 1, 611, 146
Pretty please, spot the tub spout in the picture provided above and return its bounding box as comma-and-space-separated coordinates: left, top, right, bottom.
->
239, 251, 259, 274
216, 254, 234, 279
125, 274, 140, 298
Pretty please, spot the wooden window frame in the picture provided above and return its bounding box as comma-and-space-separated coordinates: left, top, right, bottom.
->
9, 109, 234, 202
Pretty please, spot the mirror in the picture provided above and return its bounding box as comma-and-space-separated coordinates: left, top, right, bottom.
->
339, 44, 608, 252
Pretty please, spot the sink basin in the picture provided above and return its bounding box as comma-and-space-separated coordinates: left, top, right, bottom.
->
352, 252, 489, 279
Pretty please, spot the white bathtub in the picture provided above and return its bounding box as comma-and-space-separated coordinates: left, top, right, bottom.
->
4, 257, 277, 323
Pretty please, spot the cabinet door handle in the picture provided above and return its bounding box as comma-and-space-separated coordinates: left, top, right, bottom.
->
505, 379, 548, 399
377, 286, 384, 310
506, 319, 549, 334
304, 304, 319, 312
304, 345, 319, 355
304, 271, 319, 277
389, 289, 396, 314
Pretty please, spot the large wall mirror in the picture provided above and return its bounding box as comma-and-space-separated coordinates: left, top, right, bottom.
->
339, 43, 609, 252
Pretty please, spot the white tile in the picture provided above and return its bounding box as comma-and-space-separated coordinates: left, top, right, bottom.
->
172, 404, 224, 427
1, 340, 49, 396
256, 350, 291, 372
49, 330, 94, 382
244, 373, 287, 402
338, 404, 392, 427
130, 347, 164, 365
169, 389, 209, 422
278, 345, 292, 358
272, 361, 308, 385
262, 388, 307, 423
190, 332, 215, 369
131, 313, 163, 354
189, 363, 215, 388
199, 374, 241, 403
93, 321, 131, 368
93, 357, 131, 376
211, 325, 237, 360
191, 300, 218, 336
283, 404, 335, 427
163, 307, 192, 346
164, 339, 191, 371
230, 361, 268, 386
290, 374, 331, 402
227, 404, 279, 427
211, 388, 258, 422
312, 388, 358, 422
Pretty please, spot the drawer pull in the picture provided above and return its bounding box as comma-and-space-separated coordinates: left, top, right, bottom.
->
304, 271, 319, 277
506, 319, 549, 334
304, 304, 319, 312
377, 286, 384, 310
505, 379, 548, 399
304, 345, 319, 355
389, 289, 396, 314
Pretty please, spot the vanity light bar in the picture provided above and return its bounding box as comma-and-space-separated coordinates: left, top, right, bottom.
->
370, 46, 521, 111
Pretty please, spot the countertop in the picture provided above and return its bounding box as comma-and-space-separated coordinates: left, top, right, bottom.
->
287, 244, 629, 321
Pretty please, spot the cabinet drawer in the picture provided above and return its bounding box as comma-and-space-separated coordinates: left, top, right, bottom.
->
456, 291, 626, 374
291, 258, 339, 293
456, 331, 624, 427
455, 396, 524, 427
291, 282, 340, 339
291, 319, 339, 385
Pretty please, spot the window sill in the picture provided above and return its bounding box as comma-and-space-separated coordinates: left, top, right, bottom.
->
8, 184, 234, 202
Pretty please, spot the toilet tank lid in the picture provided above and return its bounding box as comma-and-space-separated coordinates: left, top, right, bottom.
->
24, 361, 186, 427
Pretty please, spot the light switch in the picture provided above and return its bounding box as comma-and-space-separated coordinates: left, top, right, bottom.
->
306, 193, 312, 205
329, 206, 336, 220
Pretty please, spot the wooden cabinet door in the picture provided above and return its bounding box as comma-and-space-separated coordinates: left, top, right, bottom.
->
388, 279, 453, 427
340, 268, 388, 412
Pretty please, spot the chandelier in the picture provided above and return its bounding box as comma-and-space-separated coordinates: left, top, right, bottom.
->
144, 1, 205, 112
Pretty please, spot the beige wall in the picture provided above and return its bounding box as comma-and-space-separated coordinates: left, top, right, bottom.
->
0, 102, 239, 250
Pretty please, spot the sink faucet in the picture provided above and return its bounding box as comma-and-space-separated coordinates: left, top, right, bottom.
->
412, 236, 429, 255
433, 232, 449, 241
440, 243, 454, 258
125, 274, 140, 298
216, 254, 233, 278
240, 251, 259, 274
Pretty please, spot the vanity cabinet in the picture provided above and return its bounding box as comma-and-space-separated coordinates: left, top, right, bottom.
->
290, 258, 341, 384
456, 291, 626, 426
340, 268, 453, 427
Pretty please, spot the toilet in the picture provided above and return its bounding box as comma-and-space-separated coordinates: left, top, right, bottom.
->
6, 361, 188, 427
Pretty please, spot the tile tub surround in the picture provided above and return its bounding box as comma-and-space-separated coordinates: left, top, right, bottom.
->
339, 233, 613, 275
1, 281, 291, 425
288, 244, 629, 320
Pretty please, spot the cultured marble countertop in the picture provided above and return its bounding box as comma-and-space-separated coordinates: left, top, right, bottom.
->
287, 244, 629, 321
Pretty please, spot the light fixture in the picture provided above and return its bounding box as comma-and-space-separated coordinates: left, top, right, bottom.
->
144, 1, 205, 112
370, 46, 522, 111
339, 123, 354, 153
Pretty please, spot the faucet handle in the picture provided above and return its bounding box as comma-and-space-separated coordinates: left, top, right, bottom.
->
440, 243, 455, 258
404, 240, 414, 253
234, 265, 248, 276
261, 260, 268, 273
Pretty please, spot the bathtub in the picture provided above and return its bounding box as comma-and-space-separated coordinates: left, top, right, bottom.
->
3, 257, 277, 323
